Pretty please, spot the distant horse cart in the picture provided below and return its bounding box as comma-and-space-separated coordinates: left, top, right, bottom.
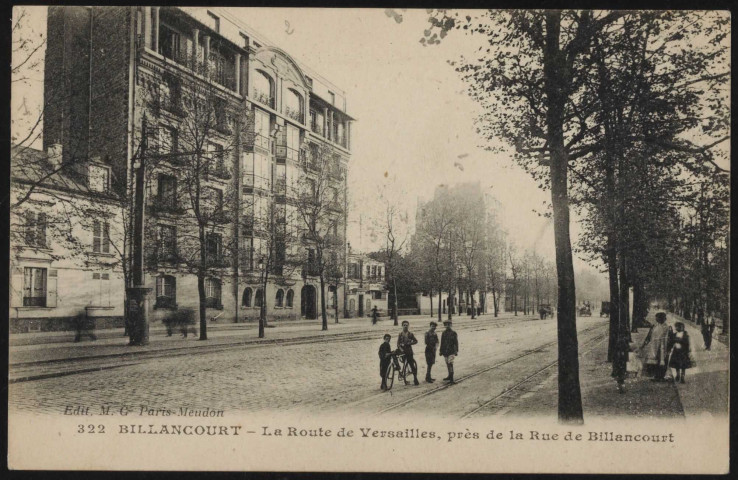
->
600, 301, 611, 317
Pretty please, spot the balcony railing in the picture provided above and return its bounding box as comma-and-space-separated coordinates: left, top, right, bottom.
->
310, 121, 324, 137
275, 145, 300, 162
252, 89, 275, 109
285, 106, 304, 124
149, 195, 186, 216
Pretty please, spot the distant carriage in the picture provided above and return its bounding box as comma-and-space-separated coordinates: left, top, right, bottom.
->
578, 305, 592, 317
600, 301, 611, 317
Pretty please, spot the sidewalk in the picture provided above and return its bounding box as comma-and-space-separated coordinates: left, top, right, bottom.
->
508, 312, 729, 419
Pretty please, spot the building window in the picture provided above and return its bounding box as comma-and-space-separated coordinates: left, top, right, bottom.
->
159, 125, 178, 154
275, 289, 284, 307
286, 289, 294, 308
89, 165, 110, 193
206, 141, 225, 175
92, 219, 111, 254
92, 272, 111, 307
242, 287, 252, 307
23, 267, 47, 307
285, 89, 303, 123
24, 211, 47, 248
253, 71, 274, 107
328, 285, 336, 308
240, 33, 249, 48
254, 288, 263, 308
158, 224, 177, 262
202, 187, 223, 219
158, 174, 177, 208
205, 278, 222, 308
378, 266, 383, 279
366, 265, 371, 278
240, 235, 254, 270
158, 24, 182, 61
155, 275, 176, 309
372, 266, 377, 278
205, 232, 223, 265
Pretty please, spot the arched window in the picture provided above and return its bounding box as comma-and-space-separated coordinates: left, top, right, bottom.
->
242, 287, 252, 307
286, 289, 294, 308
276, 289, 284, 307
253, 71, 274, 107
328, 285, 336, 308
349, 298, 355, 312
284, 89, 303, 122
366, 298, 371, 312
255, 288, 263, 308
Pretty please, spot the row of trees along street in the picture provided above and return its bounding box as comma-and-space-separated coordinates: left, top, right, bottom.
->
10, 12, 347, 342
370, 184, 557, 326
418, 10, 730, 423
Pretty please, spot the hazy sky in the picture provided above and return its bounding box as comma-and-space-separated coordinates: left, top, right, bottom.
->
13, 7, 602, 270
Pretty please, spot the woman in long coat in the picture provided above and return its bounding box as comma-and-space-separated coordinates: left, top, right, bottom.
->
641, 312, 672, 381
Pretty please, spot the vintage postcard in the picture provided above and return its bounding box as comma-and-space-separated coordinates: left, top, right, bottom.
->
8, 6, 730, 473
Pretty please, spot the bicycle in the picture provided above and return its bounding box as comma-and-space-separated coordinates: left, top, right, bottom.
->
384, 350, 417, 391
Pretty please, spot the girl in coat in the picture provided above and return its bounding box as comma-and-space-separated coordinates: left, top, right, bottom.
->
668, 322, 693, 383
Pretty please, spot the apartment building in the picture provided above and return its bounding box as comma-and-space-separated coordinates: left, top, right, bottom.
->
345, 250, 389, 318
39, 6, 353, 327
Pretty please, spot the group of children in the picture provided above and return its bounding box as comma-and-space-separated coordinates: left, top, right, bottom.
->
612, 312, 695, 394
378, 320, 459, 391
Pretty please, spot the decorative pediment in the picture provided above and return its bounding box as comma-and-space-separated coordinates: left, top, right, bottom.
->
253, 46, 310, 91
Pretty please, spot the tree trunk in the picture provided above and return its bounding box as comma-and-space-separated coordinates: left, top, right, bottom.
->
437, 289, 442, 322
393, 278, 399, 326
606, 245, 620, 362
618, 254, 631, 341
430, 288, 434, 318
545, 10, 582, 424
492, 288, 498, 317
470, 290, 476, 318
335, 286, 339, 324
197, 274, 208, 340
320, 274, 328, 331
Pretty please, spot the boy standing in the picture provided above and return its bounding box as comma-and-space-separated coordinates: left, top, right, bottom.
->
424, 321, 439, 383
398, 320, 420, 385
379, 334, 393, 390
440, 320, 459, 384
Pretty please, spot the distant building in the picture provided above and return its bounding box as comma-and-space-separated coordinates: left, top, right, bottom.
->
413, 182, 507, 316
345, 247, 388, 317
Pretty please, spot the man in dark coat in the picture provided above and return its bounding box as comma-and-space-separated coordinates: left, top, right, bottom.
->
424, 321, 439, 383
379, 334, 393, 390
701, 313, 716, 350
440, 320, 459, 384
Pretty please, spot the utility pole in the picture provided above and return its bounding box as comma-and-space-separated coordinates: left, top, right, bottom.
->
127, 116, 152, 346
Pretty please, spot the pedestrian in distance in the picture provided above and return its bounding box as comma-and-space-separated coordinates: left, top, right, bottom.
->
424, 321, 439, 383
379, 334, 393, 390
72, 311, 97, 342
440, 320, 459, 384
371, 305, 379, 325
701, 312, 716, 350
640, 312, 672, 382
668, 322, 694, 383
397, 320, 420, 385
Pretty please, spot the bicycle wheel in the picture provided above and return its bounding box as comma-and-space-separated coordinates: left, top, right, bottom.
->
384, 362, 395, 391
402, 359, 416, 385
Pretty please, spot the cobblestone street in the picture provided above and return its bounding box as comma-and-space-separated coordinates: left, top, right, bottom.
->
11, 315, 604, 416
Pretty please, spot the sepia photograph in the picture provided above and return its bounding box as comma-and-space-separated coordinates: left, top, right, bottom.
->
7, 5, 730, 473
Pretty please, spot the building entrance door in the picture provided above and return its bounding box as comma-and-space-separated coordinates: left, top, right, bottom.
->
301, 285, 317, 319
358, 294, 364, 317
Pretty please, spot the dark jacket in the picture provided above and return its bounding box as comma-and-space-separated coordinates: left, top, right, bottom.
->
440, 329, 458, 357
379, 342, 392, 374
425, 330, 439, 351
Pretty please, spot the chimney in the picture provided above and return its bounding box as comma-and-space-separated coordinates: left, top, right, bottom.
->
47, 144, 63, 170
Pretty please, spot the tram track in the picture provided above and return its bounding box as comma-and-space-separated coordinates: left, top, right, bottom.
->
9, 315, 546, 383
372, 324, 608, 416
